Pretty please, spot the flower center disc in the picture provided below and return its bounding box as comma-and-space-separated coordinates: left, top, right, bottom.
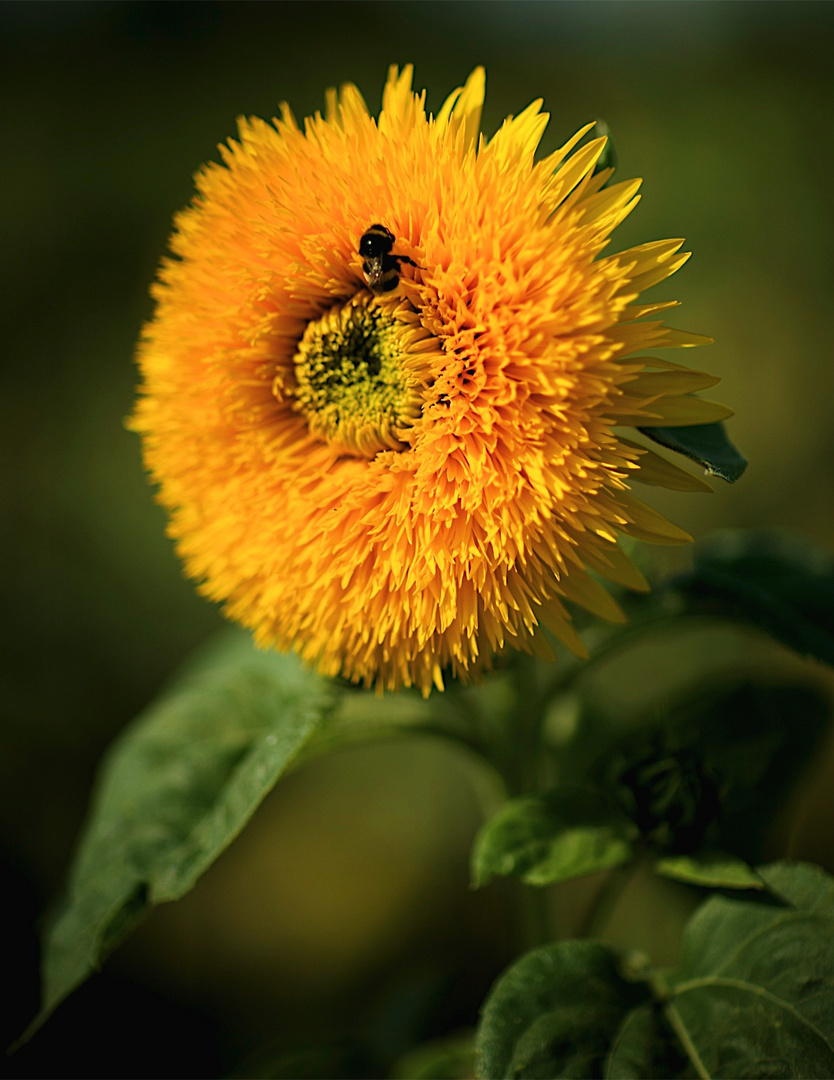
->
291, 294, 423, 458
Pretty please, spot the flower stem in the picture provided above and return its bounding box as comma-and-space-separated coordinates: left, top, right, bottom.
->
579, 858, 638, 939
515, 881, 554, 950
647, 971, 711, 1080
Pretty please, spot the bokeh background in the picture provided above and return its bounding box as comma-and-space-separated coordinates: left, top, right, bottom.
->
3, 2, 834, 1076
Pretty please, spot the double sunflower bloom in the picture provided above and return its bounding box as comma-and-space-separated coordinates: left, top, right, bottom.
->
131, 66, 731, 695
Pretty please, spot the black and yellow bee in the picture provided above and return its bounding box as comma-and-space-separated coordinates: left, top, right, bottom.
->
359, 224, 421, 295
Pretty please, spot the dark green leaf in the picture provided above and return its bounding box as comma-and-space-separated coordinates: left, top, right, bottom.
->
655, 851, 764, 890
478, 864, 834, 1079
591, 678, 829, 864
31, 630, 335, 1036
667, 861, 834, 1078
672, 528, 834, 667
471, 785, 637, 888
608, 740, 722, 854
638, 422, 747, 483
476, 941, 650, 1079
673, 680, 828, 865
392, 1034, 476, 1080
605, 1004, 690, 1080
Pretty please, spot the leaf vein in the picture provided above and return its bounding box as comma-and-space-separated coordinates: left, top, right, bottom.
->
674, 976, 834, 1056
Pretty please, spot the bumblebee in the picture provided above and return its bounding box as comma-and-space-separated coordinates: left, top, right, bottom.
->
359, 224, 421, 295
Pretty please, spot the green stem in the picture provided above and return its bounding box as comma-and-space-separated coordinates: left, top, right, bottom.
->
579, 857, 639, 939
516, 882, 554, 950
502, 653, 549, 796
647, 971, 712, 1080
543, 611, 728, 701
494, 655, 557, 948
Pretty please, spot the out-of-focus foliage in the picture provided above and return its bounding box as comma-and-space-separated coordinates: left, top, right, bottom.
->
31, 632, 334, 1036
670, 529, 834, 667
476, 862, 834, 1080
5, 3, 834, 1077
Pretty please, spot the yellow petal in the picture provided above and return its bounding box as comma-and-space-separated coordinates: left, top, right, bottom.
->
619, 437, 713, 493
436, 66, 486, 152
557, 569, 627, 623
636, 396, 734, 427
625, 370, 721, 397
581, 542, 650, 592
617, 493, 693, 544
544, 137, 607, 208
537, 601, 589, 659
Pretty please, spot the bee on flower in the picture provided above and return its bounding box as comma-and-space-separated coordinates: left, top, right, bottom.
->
359, 224, 422, 295
131, 66, 731, 695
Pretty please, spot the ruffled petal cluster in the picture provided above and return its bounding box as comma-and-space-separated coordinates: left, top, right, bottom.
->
132, 66, 730, 694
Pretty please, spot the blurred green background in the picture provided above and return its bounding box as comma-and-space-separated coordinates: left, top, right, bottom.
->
3, 2, 834, 1076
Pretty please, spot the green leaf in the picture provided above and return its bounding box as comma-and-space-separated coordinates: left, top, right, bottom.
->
655, 851, 764, 890
392, 1034, 476, 1080
667, 861, 834, 1078
605, 1004, 690, 1080
478, 864, 834, 1080
476, 940, 649, 1079
31, 630, 335, 1036
593, 678, 829, 864
471, 785, 637, 888
672, 528, 834, 668
667, 680, 828, 865
638, 422, 747, 483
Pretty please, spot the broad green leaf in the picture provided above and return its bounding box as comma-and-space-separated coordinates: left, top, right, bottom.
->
667, 861, 834, 1078
638, 422, 747, 483
475, 940, 649, 1079
32, 630, 335, 1035
471, 785, 637, 888
478, 864, 834, 1080
655, 851, 764, 890
392, 1034, 476, 1079
672, 529, 834, 668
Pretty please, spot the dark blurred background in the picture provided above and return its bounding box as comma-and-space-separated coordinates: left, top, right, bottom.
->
3, 2, 834, 1077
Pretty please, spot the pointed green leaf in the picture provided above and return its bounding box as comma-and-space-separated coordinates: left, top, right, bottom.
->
476, 941, 650, 1079
638, 422, 747, 483
655, 851, 764, 890
31, 630, 335, 1036
667, 861, 834, 1078
471, 785, 636, 888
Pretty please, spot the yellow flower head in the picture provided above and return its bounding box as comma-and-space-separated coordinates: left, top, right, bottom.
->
132, 66, 730, 695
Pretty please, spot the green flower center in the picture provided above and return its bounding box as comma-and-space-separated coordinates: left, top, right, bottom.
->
291, 294, 423, 457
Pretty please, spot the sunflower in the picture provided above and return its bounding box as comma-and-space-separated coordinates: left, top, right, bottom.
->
131, 65, 731, 695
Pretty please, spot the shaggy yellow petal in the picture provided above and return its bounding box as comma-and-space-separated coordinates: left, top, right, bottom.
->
637, 396, 734, 427
619, 438, 714, 493
132, 66, 726, 694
